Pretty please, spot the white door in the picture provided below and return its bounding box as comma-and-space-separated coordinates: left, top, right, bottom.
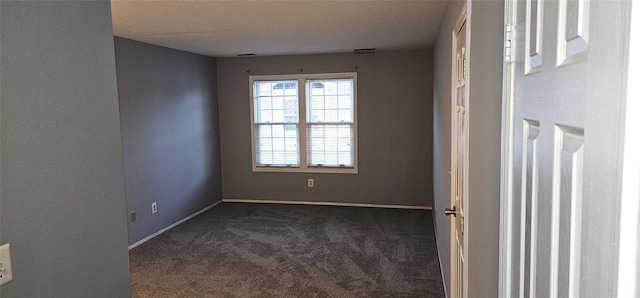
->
500, 0, 632, 297
447, 10, 468, 298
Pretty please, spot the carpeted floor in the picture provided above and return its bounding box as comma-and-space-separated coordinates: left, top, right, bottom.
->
129, 203, 445, 297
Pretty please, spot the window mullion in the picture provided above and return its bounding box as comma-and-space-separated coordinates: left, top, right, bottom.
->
298, 78, 308, 169
250, 81, 259, 169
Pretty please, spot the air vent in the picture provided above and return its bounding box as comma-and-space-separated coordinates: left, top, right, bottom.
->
354, 48, 376, 54
237, 53, 256, 57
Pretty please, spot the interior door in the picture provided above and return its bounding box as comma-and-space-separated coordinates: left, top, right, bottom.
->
503, 0, 632, 297
446, 14, 467, 298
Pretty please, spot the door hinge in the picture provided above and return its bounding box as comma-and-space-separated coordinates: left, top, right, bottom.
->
505, 24, 516, 63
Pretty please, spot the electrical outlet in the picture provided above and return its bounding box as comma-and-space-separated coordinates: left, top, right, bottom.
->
307, 178, 314, 188
0, 243, 14, 287
131, 211, 136, 221
151, 202, 157, 214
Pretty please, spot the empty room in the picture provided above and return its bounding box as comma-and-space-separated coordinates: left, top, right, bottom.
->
1, 0, 638, 297
113, 1, 443, 296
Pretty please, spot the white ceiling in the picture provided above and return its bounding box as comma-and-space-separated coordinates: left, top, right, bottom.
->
110, 1, 449, 57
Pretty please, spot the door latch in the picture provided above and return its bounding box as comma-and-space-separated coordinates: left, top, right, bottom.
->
445, 206, 457, 217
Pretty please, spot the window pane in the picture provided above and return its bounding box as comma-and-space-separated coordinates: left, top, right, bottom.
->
272, 109, 285, 123
259, 97, 272, 109
338, 110, 351, 122
310, 110, 323, 122
338, 95, 351, 109
325, 110, 338, 122
325, 96, 338, 109
307, 124, 353, 167
284, 96, 298, 122
254, 81, 298, 124
257, 83, 273, 97
311, 86, 324, 96
258, 111, 272, 123
338, 80, 352, 94
256, 124, 299, 166
307, 79, 353, 124
272, 96, 284, 109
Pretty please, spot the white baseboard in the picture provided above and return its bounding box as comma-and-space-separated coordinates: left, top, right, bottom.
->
222, 198, 432, 210
128, 200, 223, 250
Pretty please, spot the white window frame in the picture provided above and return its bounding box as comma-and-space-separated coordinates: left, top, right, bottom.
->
249, 72, 358, 174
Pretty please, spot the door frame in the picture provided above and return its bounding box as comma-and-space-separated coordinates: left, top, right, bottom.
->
498, 0, 638, 296
450, 3, 469, 297
498, 0, 516, 296
617, 1, 640, 296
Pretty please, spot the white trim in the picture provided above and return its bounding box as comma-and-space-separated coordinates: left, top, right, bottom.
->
449, 19, 458, 294
499, 0, 517, 296
252, 166, 358, 174
618, 1, 639, 296
249, 72, 358, 174
299, 77, 308, 169
462, 5, 472, 298
450, 4, 469, 297
222, 198, 431, 210
128, 200, 223, 250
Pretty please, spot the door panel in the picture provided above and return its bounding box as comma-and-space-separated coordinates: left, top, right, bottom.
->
551, 126, 584, 298
505, 0, 630, 297
449, 15, 467, 298
521, 120, 540, 298
525, 0, 543, 73
557, 0, 589, 65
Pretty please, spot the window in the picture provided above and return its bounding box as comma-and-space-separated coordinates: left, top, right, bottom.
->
250, 73, 357, 173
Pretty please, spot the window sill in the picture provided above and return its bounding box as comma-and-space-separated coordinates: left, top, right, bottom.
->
252, 166, 358, 174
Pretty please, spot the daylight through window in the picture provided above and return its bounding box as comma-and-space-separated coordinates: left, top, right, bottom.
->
250, 73, 357, 173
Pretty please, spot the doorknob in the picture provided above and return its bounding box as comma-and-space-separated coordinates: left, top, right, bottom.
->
445, 206, 457, 217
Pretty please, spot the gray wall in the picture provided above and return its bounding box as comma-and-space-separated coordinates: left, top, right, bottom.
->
0, 2, 131, 297
218, 50, 434, 207
433, 0, 503, 297
466, 1, 503, 296
114, 37, 222, 246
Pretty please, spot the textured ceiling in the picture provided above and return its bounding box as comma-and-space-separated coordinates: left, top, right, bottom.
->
111, 1, 448, 57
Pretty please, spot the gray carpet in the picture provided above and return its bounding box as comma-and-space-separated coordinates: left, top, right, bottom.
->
129, 203, 445, 297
